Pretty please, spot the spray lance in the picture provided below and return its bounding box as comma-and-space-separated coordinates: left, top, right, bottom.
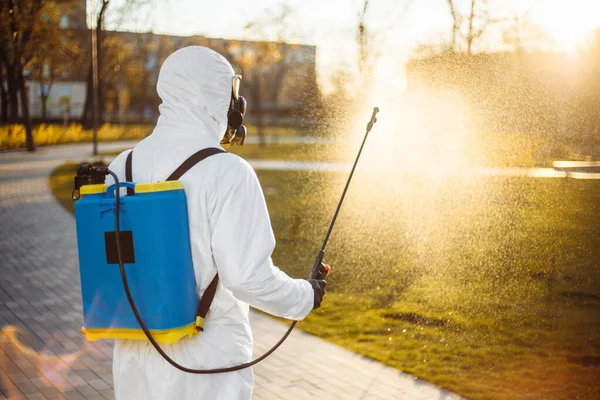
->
73, 107, 379, 374
311, 106, 380, 280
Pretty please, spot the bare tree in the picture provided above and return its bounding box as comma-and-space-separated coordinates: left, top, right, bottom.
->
442, 0, 505, 54
464, 0, 502, 54
502, 8, 553, 53
357, 0, 370, 76
355, 0, 415, 80
447, 0, 460, 52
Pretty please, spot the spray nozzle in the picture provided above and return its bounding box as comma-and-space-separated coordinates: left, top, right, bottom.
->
367, 107, 380, 132
72, 164, 109, 199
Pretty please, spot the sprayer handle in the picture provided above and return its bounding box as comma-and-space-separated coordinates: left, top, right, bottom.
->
311, 262, 331, 280
310, 249, 331, 280
317, 263, 331, 280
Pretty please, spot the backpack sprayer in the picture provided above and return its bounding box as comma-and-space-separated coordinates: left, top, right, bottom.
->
73, 107, 379, 374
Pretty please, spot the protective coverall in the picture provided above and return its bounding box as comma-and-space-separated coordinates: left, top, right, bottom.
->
106, 46, 315, 399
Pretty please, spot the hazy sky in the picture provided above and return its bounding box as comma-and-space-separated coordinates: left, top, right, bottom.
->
101, 0, 600, 90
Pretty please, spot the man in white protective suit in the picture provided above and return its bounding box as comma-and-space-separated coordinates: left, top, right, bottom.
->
106, 46, 327, 399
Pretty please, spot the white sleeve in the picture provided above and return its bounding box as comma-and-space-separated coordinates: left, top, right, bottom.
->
210, 160, 314, 321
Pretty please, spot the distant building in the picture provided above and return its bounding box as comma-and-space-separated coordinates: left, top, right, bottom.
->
25, 0, 318, 126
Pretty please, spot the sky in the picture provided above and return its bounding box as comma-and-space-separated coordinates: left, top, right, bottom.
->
100, 0, 600, 91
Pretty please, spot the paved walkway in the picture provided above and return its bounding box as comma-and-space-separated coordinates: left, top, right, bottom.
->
0, 142, 464, 400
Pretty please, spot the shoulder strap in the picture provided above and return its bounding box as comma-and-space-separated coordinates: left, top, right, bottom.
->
167, 148, 226, 181
194, 275, 219, 332
125, 150, 134, 196
167, 147, 225, 331
126, 147, 226, 332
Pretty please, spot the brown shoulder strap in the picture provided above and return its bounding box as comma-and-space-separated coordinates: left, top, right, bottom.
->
127, 147, 225, 332
168, 148, 225, 332
194, 274, 219, 332
125, 150, 134, 196
167, 148, 226, 181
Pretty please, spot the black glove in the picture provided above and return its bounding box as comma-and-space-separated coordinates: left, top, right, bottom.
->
307, 279, 327, 309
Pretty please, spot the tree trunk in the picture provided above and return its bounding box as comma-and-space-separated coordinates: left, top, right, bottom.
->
41, 94, 48, 122
81, 65, 92, 127
17, 71, 34, 152
0, 78, 7, 124
6, 65, 19, 124
467, 0, 476, 54
0, 56, 7, 124
447, 0, 459, 51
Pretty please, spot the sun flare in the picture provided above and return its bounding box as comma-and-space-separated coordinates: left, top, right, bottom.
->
533, 0, 600, 52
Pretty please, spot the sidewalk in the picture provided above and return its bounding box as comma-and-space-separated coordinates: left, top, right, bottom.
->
0, 143, 464, 399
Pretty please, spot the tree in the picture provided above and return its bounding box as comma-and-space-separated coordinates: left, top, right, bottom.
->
465, 0, 490, 54
357, 0, 371, 77
0, 47, 10, 123
28, 4, 81, 122
501, 9, 553, 53
443, 0, 505, 54
354, 0, 415, 84
446, 0, 460, 51
0, 0, 77, 151
81, 0, 162, 128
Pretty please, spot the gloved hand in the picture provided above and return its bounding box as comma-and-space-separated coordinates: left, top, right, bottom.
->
307, 279, 327, 309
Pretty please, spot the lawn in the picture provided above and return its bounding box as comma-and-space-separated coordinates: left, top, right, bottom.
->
50, 161, 600, 400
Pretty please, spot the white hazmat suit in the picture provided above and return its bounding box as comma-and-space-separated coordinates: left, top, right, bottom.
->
106, 46, 315, 400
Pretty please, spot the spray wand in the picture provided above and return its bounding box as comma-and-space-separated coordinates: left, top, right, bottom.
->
311, 106, 379, 280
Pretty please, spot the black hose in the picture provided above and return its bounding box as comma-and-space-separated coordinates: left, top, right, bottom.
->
107, 170, 297, 374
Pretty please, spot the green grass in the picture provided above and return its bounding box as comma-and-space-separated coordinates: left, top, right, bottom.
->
50, 163, 600, 400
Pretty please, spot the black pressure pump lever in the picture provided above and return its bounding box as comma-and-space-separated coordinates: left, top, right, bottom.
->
311, 107, 380, 280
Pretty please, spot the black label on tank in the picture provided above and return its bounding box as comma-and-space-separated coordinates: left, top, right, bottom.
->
104, 231, 135, 264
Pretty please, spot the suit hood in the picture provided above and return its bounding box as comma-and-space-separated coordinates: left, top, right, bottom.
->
155, 46, 235, 143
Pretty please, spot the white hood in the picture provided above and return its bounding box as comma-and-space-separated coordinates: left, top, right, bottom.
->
156, 46, 235, 143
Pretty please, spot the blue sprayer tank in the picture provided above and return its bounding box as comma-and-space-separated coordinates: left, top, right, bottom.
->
74, 181, 200, 344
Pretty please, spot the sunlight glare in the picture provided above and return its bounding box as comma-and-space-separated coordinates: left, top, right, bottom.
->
533, 0, 600, 52
348, 56, 478, 177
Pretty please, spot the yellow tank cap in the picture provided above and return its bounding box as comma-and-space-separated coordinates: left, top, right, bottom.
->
80, 184, 107, 195
135, 180, 184, 194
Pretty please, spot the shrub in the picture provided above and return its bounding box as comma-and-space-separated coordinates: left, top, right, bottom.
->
0, 124, 153, 151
